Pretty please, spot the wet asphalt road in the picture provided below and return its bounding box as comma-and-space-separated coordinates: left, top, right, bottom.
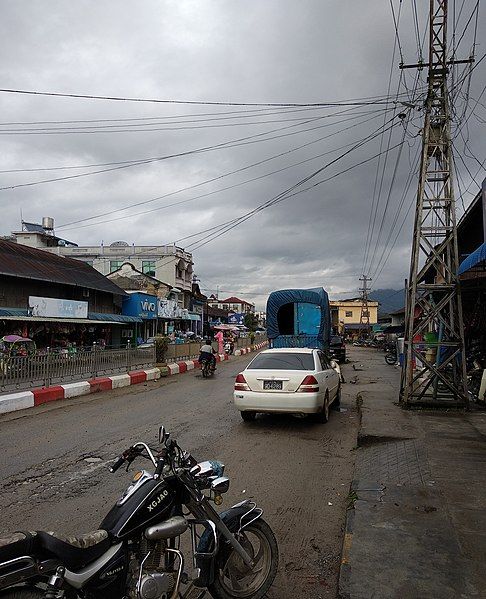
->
0, 352, 360, 598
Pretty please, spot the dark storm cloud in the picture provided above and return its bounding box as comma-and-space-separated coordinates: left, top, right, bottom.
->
1, 0, 485, 308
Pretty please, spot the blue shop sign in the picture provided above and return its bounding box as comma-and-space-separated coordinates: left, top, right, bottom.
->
228, 312, 245, 325
122, 292, 158, 320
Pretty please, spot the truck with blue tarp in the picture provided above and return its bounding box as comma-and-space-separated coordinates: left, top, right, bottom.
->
266, 287, 331, 351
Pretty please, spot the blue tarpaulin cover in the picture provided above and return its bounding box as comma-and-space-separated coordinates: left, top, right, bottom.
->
459, 241, 486, 275
266, 287, 331, 348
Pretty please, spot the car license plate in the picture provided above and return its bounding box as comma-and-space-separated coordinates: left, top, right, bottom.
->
263, 380, 282, 390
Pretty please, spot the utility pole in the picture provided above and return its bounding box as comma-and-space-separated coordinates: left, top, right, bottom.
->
359, 275, 372, 338
400, 0, 472, 406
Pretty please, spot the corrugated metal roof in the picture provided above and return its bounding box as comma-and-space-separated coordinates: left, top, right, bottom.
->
0, 307, 141, 324
0, 240, 126, 296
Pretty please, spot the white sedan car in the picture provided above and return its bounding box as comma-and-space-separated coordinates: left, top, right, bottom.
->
233, 347, 341, 423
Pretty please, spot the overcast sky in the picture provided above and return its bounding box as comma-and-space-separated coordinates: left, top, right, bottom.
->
1, 1, 484, 309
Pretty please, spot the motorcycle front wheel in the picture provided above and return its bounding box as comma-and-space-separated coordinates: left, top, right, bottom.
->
209, 518, 278, 599
385, 354, 397, 365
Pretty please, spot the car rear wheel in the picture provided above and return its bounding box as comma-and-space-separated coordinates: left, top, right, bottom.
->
334, 383, 341, 407
312, 392, 329, 423
241, 411, 257, 422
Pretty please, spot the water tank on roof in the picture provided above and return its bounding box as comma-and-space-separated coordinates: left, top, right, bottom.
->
42, 217, 54, 232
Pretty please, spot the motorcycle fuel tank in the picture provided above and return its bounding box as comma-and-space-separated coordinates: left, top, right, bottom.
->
100, 478, 176, 540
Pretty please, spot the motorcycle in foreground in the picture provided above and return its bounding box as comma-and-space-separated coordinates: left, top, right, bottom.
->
0, 427, 278, 599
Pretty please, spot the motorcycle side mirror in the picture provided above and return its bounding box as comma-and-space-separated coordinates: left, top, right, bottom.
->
158, 426, 168, 445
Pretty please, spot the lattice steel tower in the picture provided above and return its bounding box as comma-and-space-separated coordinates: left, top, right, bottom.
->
400, 0, 469, 406
359, 275, 372, 338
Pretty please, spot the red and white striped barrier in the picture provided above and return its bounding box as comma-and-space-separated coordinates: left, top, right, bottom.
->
0, 343, 268, 415
165, 353, 229, 376
165, 341, 267, 375
0, 368, 161, 415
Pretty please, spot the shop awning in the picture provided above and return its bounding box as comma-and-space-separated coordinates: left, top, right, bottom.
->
459, 241, 486, 275
0, 308, 141, 325
187, 313, 200, 321
88, 313, 141, 324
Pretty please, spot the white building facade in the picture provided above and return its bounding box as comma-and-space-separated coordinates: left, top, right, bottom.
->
11, 220, 194, 307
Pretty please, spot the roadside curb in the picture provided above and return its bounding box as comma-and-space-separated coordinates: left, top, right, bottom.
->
0, 342, 268, 415
0, 368, 161, 416
161, 341, 267, 377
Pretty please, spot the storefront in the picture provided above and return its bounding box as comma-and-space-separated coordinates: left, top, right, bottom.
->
122, 292, 158, 342
0, 305, 140, 350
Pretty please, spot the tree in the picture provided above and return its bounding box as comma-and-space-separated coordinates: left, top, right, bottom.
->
244, 313, 259, 332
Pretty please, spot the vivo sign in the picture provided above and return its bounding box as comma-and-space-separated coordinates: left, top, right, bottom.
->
141, 300, 156, 312
122, 293, 158, 320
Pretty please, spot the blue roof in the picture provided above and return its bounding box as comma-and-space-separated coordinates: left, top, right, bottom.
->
458, 241, 486, 275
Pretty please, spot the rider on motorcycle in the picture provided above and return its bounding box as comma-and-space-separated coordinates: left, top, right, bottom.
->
199, 339, 216, 371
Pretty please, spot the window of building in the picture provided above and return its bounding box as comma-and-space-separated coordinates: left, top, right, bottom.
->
176, 267, 184, 279
345, 311, 353, 317
110, 260, 124, 272
142, 260, 156, 277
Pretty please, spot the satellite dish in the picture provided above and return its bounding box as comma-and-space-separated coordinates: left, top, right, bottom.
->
110, 241, 129, 247
58, 239, 66, 246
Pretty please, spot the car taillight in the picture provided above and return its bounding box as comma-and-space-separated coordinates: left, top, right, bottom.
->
297, 375, 319, 393
235, 373, 250, 391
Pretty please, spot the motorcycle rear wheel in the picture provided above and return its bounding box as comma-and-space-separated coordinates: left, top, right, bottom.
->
209, 518, 278, 599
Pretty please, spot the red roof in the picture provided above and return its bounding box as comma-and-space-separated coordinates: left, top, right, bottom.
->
221, 296, 254, 306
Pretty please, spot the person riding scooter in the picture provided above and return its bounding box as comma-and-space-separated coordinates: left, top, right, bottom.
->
199, 339, 216, 371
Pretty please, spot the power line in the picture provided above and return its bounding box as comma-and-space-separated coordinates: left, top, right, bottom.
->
187, 120, 407, 254
56, 107, 392, 231
0, 87, 417, 107
1, 106, 388, 191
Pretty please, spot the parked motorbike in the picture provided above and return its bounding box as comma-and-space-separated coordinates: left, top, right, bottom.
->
0, 427, 278, 599
385, 347, 398, 365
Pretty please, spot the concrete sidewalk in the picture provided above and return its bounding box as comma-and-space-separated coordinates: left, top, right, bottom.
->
339, 347, 486, 599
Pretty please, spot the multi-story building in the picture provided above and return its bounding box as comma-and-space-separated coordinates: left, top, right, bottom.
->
330, 298, 379, 334
10, 218, 194, 308
207, 296, 255, 314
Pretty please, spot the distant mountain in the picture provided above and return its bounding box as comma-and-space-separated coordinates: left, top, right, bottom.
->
369, 288, 405, 315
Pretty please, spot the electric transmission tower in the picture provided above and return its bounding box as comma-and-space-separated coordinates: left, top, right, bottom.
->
359, 275, 372, 338
400, 0, 472, 406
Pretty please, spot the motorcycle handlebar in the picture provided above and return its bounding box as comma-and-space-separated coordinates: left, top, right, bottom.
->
110, 455, 125, 473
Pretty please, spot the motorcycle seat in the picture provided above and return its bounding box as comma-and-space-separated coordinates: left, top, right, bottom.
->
0, 531, 39, 564
37, 530, 110, 570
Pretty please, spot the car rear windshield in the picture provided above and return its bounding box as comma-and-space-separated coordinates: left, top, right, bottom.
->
330, 336, 343, 345
248, 352, 315, 370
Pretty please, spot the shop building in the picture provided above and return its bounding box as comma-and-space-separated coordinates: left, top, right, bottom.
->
0, 240, 139, 348
9, 219, 194, 311
122, 292, 158, 342
207, 296, 255, 314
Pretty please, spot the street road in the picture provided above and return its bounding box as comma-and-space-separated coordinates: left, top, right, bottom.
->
0, 352, 359, 598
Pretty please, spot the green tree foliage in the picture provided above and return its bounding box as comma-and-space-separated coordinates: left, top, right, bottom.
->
244, 313, 259, 332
